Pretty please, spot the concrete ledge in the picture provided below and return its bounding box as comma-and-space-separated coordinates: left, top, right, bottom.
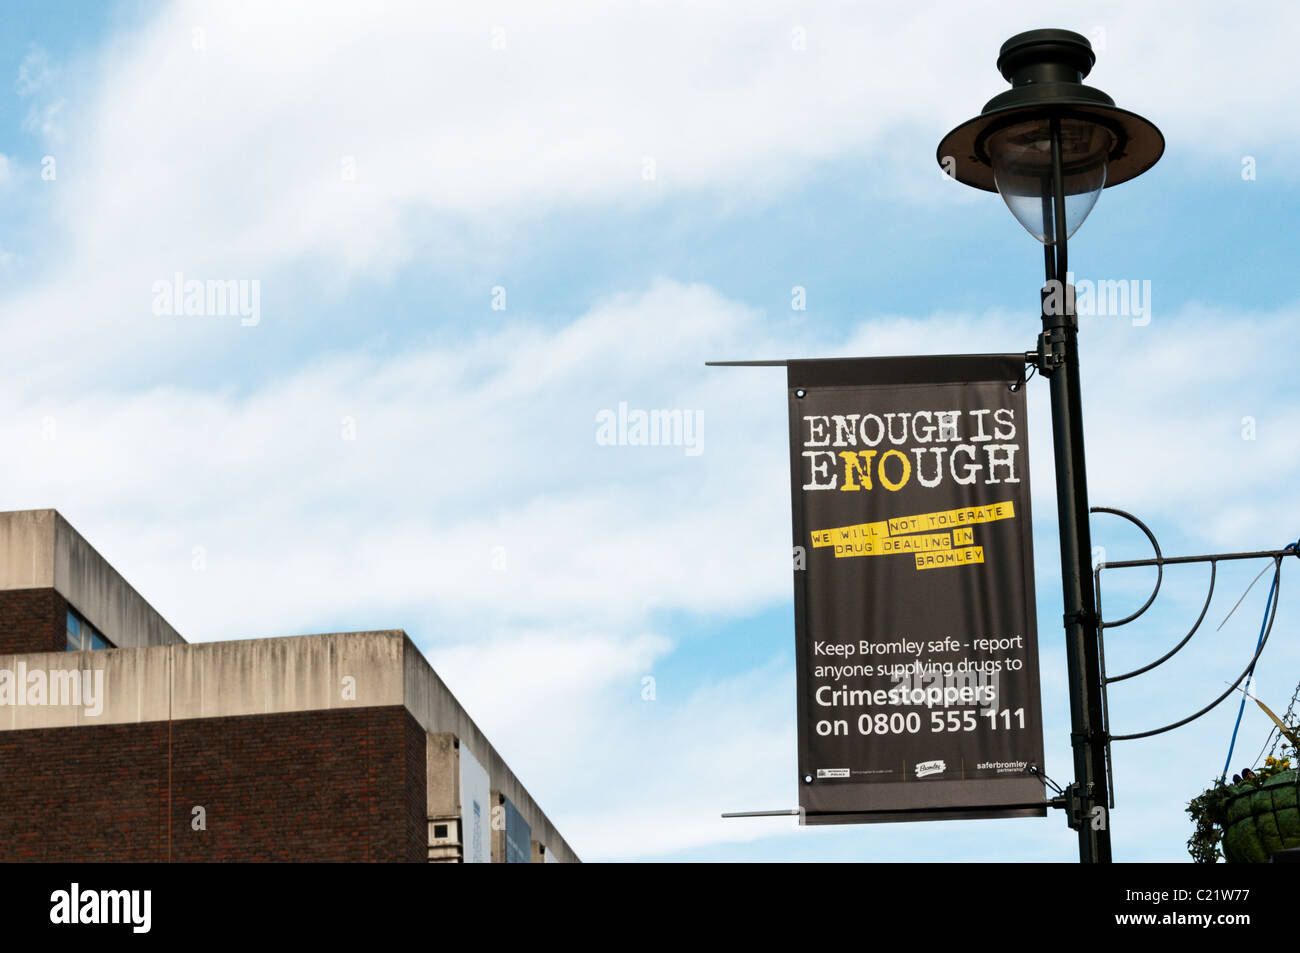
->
0, 646, 169, 729
0, 510, 55, 590
403, 636, 580, 864
0, 629, 579, 862
169, 630, 403, 720
0, 509, 184, 649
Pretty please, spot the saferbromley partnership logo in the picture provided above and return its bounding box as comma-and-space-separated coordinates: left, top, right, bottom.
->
976, 760, 1029, 775
50, 884, 151, 934
0, 663, 103, 716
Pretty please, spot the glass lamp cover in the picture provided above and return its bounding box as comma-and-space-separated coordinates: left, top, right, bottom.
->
988, 118, 1113, 244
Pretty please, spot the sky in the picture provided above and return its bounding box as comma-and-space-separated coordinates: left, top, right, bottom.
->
1, 0, 1298, 862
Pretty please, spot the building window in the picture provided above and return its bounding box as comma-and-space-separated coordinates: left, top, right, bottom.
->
65, 608, 113, 651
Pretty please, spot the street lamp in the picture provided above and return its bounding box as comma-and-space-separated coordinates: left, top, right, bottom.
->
937, 29, 1164, 863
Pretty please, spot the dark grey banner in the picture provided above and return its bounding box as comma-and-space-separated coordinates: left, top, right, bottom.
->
787, 355, 1046, 824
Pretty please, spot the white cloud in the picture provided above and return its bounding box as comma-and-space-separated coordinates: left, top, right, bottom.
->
6, 1, 1300, 383
21, 98, 66, 143
1, 279, 789, 637
15, 44, 65, 144
542, 655, 797, 860
15, 44, 54, 97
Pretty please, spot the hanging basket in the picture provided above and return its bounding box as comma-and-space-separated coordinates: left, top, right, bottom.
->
1221, 769, 1300, 863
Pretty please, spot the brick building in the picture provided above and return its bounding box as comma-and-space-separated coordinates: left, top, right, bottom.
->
0, 509, 578, 863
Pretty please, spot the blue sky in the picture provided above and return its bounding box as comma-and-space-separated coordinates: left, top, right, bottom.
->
1, 1, 1298, 861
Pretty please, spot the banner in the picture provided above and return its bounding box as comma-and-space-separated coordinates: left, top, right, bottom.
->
502, 796, 532, 864
788, 355, 1046, 824
459, 743, 491, 862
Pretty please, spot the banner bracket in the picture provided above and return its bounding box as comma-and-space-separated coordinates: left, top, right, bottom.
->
1061, 782, 1089, 830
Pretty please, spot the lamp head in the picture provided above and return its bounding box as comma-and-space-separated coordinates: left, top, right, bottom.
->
936, 29, 1163, 244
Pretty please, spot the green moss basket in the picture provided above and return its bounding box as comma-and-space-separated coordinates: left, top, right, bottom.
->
1221, 769, 1300, 863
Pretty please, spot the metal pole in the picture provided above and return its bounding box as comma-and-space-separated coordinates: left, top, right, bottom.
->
1042, 117, 1112, 863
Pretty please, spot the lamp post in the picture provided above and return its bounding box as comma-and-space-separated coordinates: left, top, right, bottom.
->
936, 29, 1164, 863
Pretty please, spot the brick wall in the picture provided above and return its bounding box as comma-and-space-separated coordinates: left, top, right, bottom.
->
403, 710, 429, 861
0, 706, 427, 862
0, 588, 68, 655
0, 721, 168, 861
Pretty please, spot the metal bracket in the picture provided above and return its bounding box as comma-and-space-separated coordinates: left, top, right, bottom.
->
1063, 608, 1095, 629
1036, 326, 1068, 374
1092, 505, 1297, 743
1070, 728, 1110, 752
1036, 284, 1077, 375
1058, 782, 1089, 830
